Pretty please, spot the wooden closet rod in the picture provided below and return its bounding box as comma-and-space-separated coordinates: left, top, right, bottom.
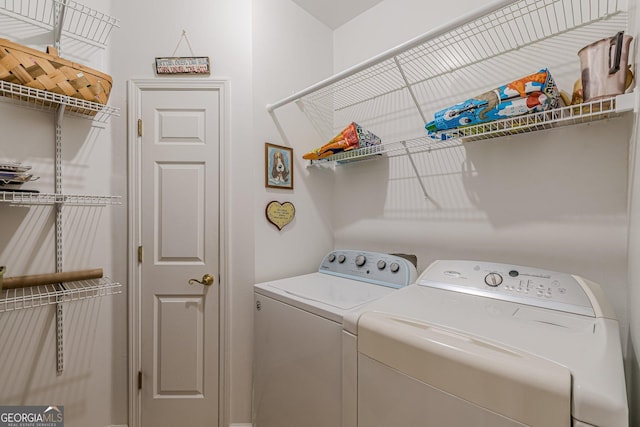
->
2, 268, 103, 290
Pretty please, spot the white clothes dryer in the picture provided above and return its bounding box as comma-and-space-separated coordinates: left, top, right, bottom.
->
253, 250, 417, 427
344, 260, 628, 427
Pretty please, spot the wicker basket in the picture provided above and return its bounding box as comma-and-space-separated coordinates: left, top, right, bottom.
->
0, 38, 112, 110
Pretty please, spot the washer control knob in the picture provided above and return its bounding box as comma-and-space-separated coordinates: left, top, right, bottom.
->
390, 262, 400, 273
338, 254, 346, 264
485, 272, 503, 287
355, 255, 367, 267
327, 253, 336, 262
377, 260, 387, 270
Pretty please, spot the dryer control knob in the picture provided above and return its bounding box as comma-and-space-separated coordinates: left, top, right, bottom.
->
327, 253, 336, 262
390, 262, 400, 273
485, 272, 503, 287
355, 255, 367, 267
377, 260, 387, 270
338, 254, 346, 263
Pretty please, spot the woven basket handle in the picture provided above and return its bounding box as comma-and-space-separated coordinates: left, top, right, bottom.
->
46, 46, 59, 57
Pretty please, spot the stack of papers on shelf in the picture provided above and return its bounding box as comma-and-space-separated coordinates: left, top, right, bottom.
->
0, 161, 39, 190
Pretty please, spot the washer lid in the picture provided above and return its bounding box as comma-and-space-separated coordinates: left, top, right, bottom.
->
255, 273, 396, 322
270, 273, 394, 309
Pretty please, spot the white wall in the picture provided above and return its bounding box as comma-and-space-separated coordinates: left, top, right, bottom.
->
626, 99, 640, 427
333, 0, 488, 72
626, 2, 640, 425
252, 0, 334, 283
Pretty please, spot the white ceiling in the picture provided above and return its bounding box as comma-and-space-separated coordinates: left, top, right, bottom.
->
291, 0, 384, 29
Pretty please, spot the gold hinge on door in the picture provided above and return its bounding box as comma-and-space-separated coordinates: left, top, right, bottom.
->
138, 371, 142, 390
137, 119, 143, 137
138, 246, 143, 263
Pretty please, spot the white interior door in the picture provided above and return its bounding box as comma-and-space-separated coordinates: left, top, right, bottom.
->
137, 83, 222, 427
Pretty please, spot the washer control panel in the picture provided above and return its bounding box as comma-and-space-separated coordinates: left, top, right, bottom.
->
418, 260, 596, 317
319, 250, 417, 288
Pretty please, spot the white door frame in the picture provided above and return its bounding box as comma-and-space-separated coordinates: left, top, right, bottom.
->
127, 78, 230, 427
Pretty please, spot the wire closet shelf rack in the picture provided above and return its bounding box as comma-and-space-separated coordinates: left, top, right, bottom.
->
0, 80, 119, 122
267, 0, 635, 167
0, 0, 120, 121
0, 191, 122, 205
0, 0, 121, 371
0, 278, 122, 313
0, 0, 120, 48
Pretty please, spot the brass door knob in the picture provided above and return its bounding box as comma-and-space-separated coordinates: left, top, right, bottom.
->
189, 274, 214, 286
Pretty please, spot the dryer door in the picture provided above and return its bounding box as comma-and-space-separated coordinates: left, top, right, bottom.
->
357, 312, 572, 427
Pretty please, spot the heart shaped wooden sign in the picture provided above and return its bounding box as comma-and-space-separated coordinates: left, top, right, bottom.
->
266, 201, 295, 230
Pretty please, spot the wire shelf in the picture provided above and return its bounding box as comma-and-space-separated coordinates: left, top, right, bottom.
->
269, 0, 631, 162
308, 93, 635, 166
313, 0, 624, 111
0, 80, 119, 122
427, 93, 632, 142
0, 277, 122, 313
0, 0, 120, 48
0, 191, 122, 205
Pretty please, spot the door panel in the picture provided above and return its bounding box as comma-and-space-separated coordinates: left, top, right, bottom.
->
157, 109, 205, 143
139, 87, 221, 427
156, 162, 205, 262
155, 295, 205, 395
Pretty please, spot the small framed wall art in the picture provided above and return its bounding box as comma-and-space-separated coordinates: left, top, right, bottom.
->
155, 30, 210, 75
265, 143, 293, 189
155, 57, 210, 74
265, 201, 296, 230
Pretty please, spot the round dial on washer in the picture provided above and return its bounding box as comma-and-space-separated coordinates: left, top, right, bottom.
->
485, 272, 503, 287
355, 255, 366, 267
338, 254, 346, 263
390, 262, 400, 273
377, 260, 387, 270
327, 253, 336, 262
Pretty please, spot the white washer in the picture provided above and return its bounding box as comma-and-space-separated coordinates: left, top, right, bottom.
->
253, 250, 417, 427
344, 260, 628, 427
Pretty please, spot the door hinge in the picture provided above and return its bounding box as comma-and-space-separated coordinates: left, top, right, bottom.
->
138, 246, 143, 263
137, 119, 143, 137
138, 371, 142, 390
